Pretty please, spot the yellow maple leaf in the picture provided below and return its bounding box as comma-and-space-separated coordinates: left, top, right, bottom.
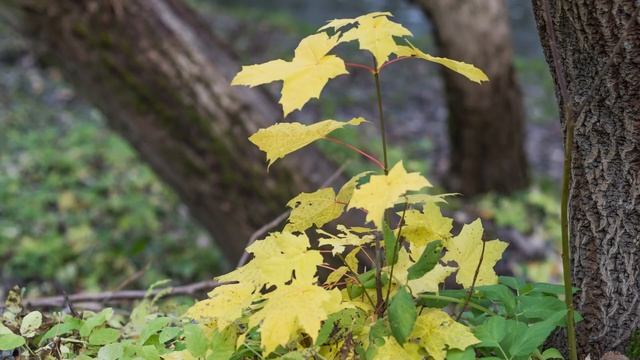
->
317, 225, 375, 255
324, 266, 349, 287
186, 282, 256, 331
389, 248, 454, 294
285, 188, 344, 233
249, 117, 365, 167
401, 203, 453, 247
409, 264, 456, 294
231, 32, 347, 116
374, 337, 422, 360
320, 12, 412, 66
335, 171, 371, 204
410, 309, 479, 360
441, 219, 508, 288
395, 42, 489, 83
249, 279, 343, 354
217, 232, 321, 287
318, 11, 392, 32
348, 161, 431, 228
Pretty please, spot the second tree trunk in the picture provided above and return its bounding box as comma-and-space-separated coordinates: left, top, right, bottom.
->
417, 0, 529, 195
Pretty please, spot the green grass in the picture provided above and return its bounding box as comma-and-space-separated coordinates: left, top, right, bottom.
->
0, 53, 223, 296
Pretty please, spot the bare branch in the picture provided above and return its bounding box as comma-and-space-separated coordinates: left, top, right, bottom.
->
22, 280, 232, 309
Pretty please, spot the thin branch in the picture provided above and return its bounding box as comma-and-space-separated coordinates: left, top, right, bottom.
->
456, 240, 485, 321
378, 56, 411, 72
23, 280, 230, 309
345, 62, 375, 73
323, 136, 385, 170
384, 199, 409, 306
539, 1, 578, 357
418, 294, 497, 317
236, 162, 349, 267
236, 211, 290, 267
336, 253, 376, 308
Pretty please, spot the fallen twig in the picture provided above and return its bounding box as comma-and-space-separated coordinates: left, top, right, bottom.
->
22, 280, 231, 309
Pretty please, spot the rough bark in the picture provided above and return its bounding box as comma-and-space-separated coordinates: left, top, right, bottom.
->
415, 0, 529, 195
532, 0, 640, 357
0, 0, 339, 264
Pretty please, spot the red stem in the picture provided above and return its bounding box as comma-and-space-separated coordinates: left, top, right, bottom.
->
323, 136, 385, 170
346, 62, 375, 73
379, 56, 412, 72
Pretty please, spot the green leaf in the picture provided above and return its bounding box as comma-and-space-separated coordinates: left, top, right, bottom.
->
388, 287, 417, 344
476, 284, 516, 316
184, 323, 208, 357
80, 308, 114, 337
383, 221, 398, 266
473, 316, 507, 348
40, 318, 83, 345
446, 348, 476, 360
499, 276, 524, 291
503, 312, 566, 357
0, 333, 25, 350
89, 328, 121, 345
138, 345, 161, 359
517, 295, 566, 321
208, 327, 237, 360
20, 311, 42, 337
541, 348, 564, 359
97, 342, 124, 360
138, 317, 171, 344
316, 308, 365, 346
158, 327, 182, 344
407, 240, 443, 280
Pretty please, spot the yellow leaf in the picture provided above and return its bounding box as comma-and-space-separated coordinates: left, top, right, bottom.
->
398, 193, 457, 206
410, 309, 479, 360
217, 232, 321, 287
249, 117, 365, 167
409, 263, 456, 294
321, 12, 412, 66
325, 266, 349, 287
186, 283, 256, 331
401, 203, 453, 247
232, 32, 348, 116
348, 161, 431, 228
374, 337, 422, 360
318, 12, 392, 32
388, 248, 453, 294
344, 247, 361, 271
395, 42, 489, 83
335, 172, 370, 204
441, 219, 508, 288
285, 188, 344, 233
318, 225, 375, 255
249, 279, 342, 354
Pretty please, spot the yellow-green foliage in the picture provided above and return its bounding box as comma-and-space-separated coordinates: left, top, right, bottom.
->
187, 11, 513, 360
1, 11, 572, 360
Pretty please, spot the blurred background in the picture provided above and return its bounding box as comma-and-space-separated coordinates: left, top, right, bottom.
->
0, 0, 564, 299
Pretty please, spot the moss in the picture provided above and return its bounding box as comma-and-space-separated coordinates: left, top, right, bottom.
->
626, 329, 640, 360
67, 17, 300, 219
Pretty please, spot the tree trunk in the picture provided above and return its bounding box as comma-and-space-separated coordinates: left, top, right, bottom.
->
532, 0, 640, 357
0, 0, 339, 264
414, 0, 529, 195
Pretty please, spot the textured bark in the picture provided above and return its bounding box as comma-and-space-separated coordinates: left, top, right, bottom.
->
532, 1, 640, 357
0, 0, 339, 264
415, 0, 529, 195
